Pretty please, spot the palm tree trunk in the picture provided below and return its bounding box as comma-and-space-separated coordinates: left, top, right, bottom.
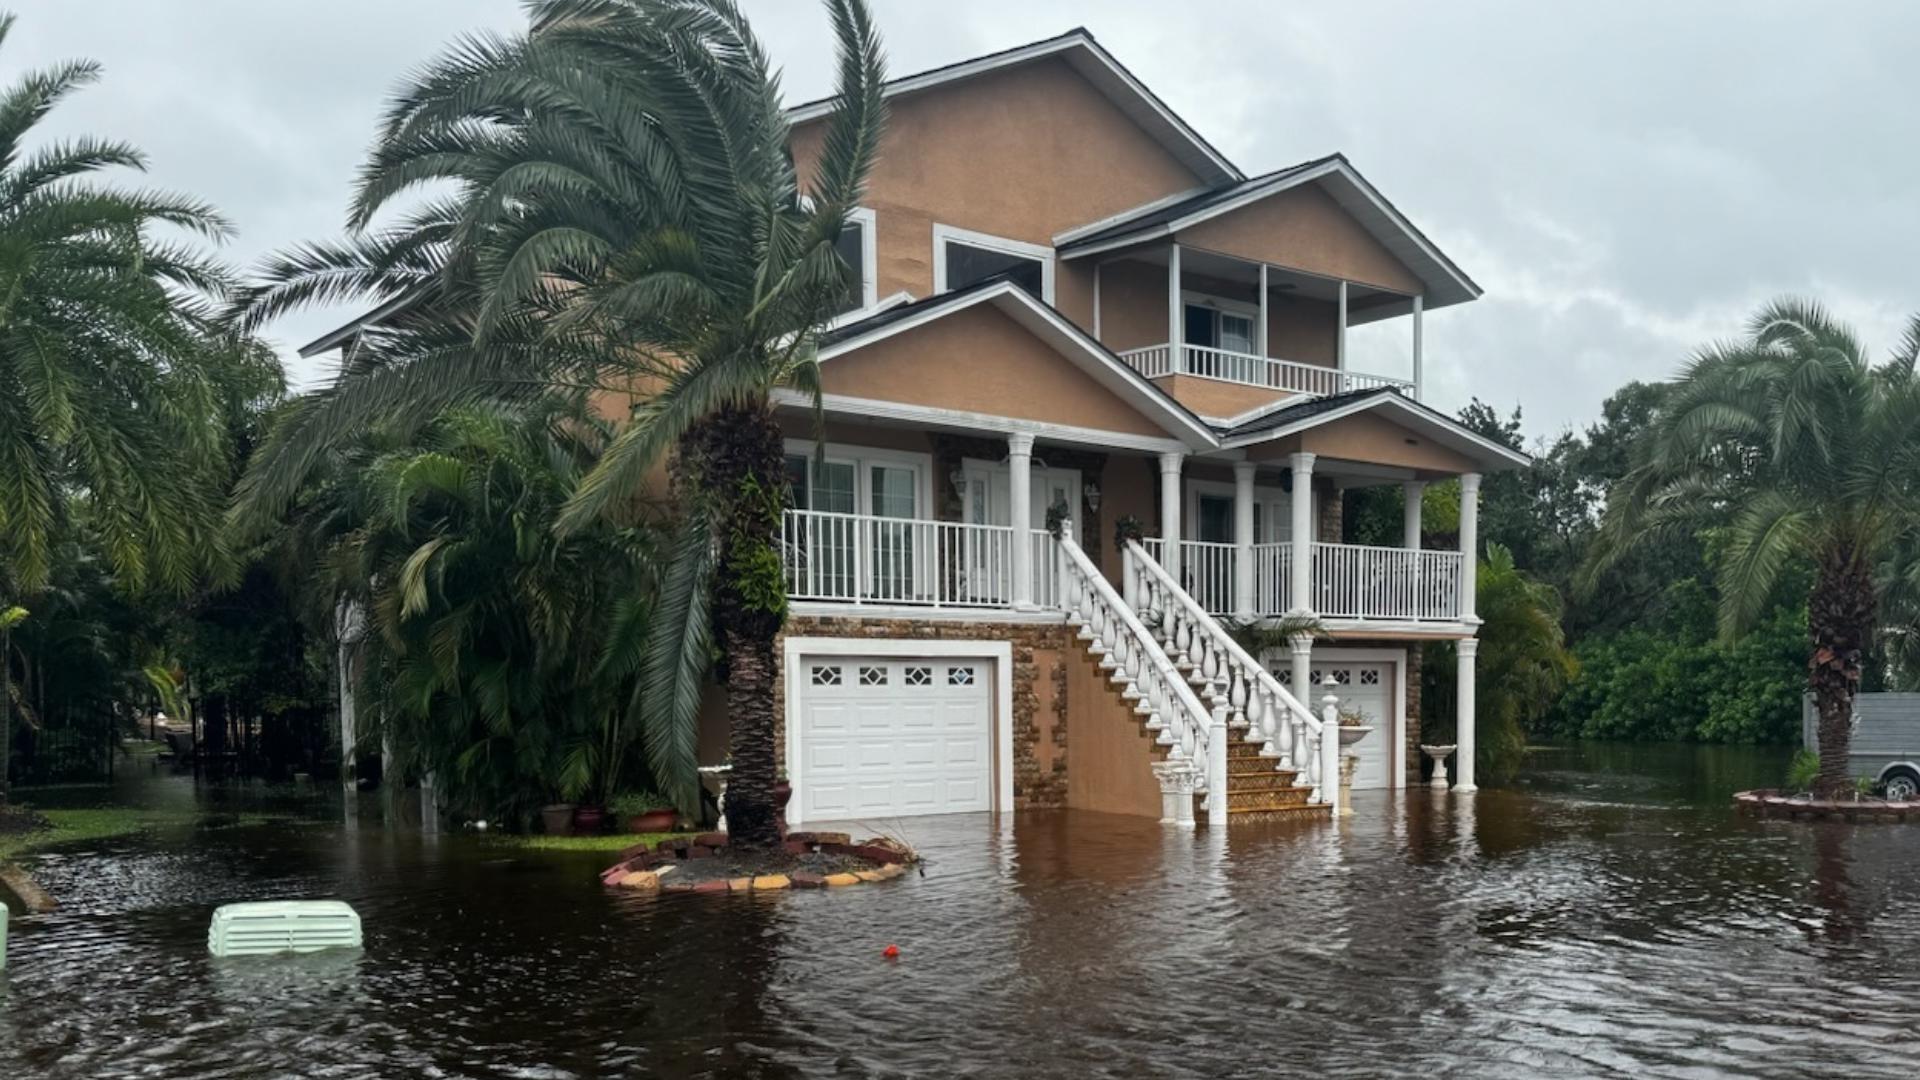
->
686, 398, 790, 850
1809, 549, 1874, 798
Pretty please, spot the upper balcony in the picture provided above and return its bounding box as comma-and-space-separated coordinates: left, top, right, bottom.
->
1077, 241, 1428, 419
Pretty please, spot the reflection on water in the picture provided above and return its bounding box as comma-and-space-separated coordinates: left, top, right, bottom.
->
5, 742, 1920, 1078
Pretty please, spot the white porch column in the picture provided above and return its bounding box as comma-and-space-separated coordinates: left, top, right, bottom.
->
1167, 244, 1183, 370
1158, 451, 1184, 581
1403, 480, 1425, 549
1455, 637, 1479, 792
1233, 461, 1256, 618
1411, 293, 1425, 401
1288, 452, 1315, 614
1289, 633, 1313, 706
1459, 472, 1482, 620
1009, 432, 1035, 608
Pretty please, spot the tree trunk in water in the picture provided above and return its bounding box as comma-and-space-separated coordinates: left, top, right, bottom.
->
683, 398, 790, 850
1809, 550, 1874, 798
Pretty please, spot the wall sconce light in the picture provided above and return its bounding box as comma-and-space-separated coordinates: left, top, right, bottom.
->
1084, 480, 1102, 513
949, 466, 967, 491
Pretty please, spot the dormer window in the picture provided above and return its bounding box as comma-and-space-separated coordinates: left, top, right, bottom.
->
932, 224, 1054, 303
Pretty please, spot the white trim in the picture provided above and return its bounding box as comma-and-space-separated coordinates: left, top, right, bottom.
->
809, 280, 1218, 447
783, 636, 1016, 826
1220, 392, 1532, 468
823, 289, 915, 332
1184, 476, 1304, 544
790, 602, 1065, 624
848, 206, 878, 311
1314, 646, 1408, 790
784, 32, 1241, 184
1321, 618, 1476, 638
932, 223, 1056, 304
1053, 185, 1212, 245
1180, 289, 1261, 354
1180, 289, 1260, 321
782, 438, 935, 523
774, 388, 1195, 454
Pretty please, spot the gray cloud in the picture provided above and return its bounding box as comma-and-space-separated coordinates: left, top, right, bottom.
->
13, 0, 1917, 438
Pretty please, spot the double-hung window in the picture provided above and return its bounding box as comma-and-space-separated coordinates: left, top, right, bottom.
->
783, 443, 930, 601
829, 207, 878, 318
1181, 293, 1261, 379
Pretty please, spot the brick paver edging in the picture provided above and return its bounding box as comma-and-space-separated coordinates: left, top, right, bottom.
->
1734, 789, 1920, 823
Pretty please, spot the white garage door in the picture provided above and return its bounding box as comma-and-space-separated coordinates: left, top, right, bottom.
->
796, 657, 992, 821
1272, 659, 1395, 790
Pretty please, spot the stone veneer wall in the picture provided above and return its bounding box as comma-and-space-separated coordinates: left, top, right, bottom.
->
1317, 479, 1345, 543
776, 616, 1072, 809
1405, 644, 1424, 782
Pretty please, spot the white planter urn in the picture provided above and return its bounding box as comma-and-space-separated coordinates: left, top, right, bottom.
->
1335, 724, 1373, 817
1421, 744, 1457, 790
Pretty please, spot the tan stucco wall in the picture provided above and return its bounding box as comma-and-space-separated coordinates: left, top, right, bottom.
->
1097, 258, 1173, 354
1177, 184, 1424, 295
1268, 293, 1338, 366
1152, 374, 1295, 419
778, 415, 935, 455
790, 57, 1203, 302
1064, 646, 1164, 818
1096, 453, 1158, 581
819, 303, 1167, 436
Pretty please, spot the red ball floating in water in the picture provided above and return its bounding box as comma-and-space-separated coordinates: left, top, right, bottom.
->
882, 944, 900, 959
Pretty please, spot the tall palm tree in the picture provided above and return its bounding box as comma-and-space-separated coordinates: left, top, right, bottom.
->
1589, 299, 1920, 795
0, 14, 237, 597
233, 0, 887, 846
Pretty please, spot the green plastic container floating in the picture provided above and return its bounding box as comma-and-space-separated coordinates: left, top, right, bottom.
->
207, 901, 361, 958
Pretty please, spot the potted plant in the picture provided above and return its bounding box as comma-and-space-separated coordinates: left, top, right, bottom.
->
1113, 513, 1146, 552
539, 802, 576, 836
612, 791, 677, 834
573, 803, 608, 833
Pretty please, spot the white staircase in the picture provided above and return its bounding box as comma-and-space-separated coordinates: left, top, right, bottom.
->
1124, 539, 1338, 819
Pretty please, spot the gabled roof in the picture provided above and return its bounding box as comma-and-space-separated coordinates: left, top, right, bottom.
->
786, 28, 1242, 189
814, 277, 1218, 447
1219, 387, 1531, 470
1055, 154, 1482, 312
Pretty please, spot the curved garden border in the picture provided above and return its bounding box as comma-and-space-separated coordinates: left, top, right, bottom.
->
600, 830, 915, 894
1734, 789, 1920, 823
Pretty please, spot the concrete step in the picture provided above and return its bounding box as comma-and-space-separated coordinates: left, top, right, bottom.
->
1225, 786, 1313, 810
1226, 801, 1333, 819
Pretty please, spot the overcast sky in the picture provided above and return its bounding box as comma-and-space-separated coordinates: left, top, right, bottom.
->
11, 1, 1919, 439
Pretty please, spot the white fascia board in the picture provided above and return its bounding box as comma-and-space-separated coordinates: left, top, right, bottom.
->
1051, 186, 1212, 246
1220, 394, 1530, 470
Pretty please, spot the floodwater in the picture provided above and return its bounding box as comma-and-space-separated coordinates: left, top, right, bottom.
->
4, 742, 1920, 1078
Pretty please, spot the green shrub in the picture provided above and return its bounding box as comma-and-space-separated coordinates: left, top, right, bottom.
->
1786, 749, 1818, 793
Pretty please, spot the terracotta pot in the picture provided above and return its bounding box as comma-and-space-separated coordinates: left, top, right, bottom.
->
540, 803, 576, 836
573, 806, 607, 833
628, 808, 677, 833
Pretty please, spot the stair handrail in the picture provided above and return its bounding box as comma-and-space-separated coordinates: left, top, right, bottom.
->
1125, 539, 1335, 809
1055, 526, 1221, 825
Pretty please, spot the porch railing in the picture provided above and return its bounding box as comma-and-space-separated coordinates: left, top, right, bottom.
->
1311, 542, 1463, 621
1116, 342, 1413, 397
782, 509, 1060, 609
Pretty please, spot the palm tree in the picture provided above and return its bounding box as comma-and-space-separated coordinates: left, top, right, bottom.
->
0, 15, 237, 598
1589, 299, 1920, 795
233, 0, 888, 846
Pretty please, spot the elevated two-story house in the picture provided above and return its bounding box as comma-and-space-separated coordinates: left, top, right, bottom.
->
307, 28, 1524, 829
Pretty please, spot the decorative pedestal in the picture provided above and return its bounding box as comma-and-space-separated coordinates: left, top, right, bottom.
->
1421, 744, 1457, 790
1335, 725, 1373, 818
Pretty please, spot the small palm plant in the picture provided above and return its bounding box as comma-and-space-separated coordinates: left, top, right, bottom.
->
1589, 299, 1920, 796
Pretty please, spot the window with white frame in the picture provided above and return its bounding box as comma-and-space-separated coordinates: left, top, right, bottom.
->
831, 207, 878, 317
933, 224, 1054, 303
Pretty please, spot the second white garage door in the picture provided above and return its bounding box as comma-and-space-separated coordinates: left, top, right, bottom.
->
1270, 658, 1397, 790
795, 656, 992, 822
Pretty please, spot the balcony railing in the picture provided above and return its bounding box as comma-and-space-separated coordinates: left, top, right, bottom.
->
1140, 539, 1463, 622
1116, 343, 1413, 397
781, 509, 1057, 609
785, 511, 1462, 622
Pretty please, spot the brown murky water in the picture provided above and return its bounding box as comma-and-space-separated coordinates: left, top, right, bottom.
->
3, 743, 1918, 1078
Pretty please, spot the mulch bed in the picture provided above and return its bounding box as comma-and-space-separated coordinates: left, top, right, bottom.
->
1734, 789, 1920, 823
600, 830, 916, 894
0, 802, 52, 837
